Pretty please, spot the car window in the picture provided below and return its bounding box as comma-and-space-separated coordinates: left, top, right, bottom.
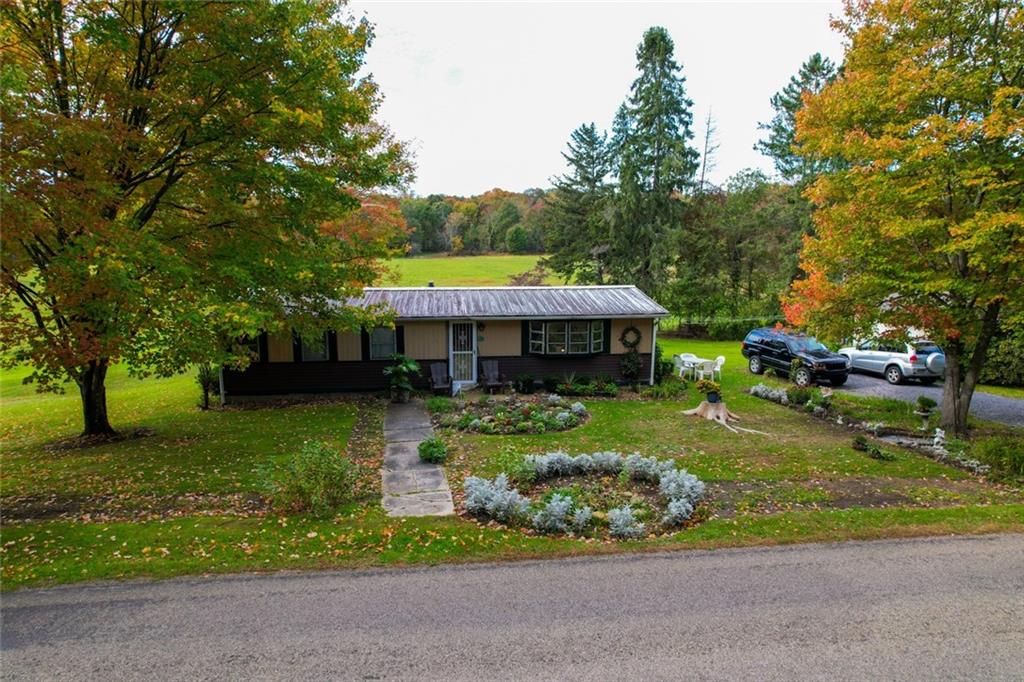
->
877, 342, 902, 353
857, 340, 875, 351
786, 336, 828, 353
914, 342, 941, 354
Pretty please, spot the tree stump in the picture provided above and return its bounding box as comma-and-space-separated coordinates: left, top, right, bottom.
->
683, 401, 768, 434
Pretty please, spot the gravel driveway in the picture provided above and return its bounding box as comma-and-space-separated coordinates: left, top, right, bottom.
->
837, 372, 1024, 428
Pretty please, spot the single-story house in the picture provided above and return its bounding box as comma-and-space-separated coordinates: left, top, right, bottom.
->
219, 285, 668, 402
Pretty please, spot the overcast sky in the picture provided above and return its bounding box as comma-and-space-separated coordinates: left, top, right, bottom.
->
349, 1, 845, 196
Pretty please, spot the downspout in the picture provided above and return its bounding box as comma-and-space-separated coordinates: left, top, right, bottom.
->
218, 366, 226, 406
649, 319, 658, 386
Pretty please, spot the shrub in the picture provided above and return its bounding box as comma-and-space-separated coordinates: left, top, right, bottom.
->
658, 468, 705, 505
971, 436, 1024, 481
513, 373, 536, 394
750, 383, 789, 404
653, 343, 674, 385
456, 413, 476, 429
662, 498, 695, 527
264, 441, 357, 518
463, 474, 530, 522
418, 437, 448, 464
620, 348, 643, 385
591, 451, 624, 473
572, 506, 593, 531
425, 396, 456, 414
624, 454, 673, 482
852, 435, 869, 451
787, 386, 813, 405
383, 354, 421, 399
608, 505, 646, 539
531, 493, 574, 533
570, 401, 587, 416
916, 395, 938, 411
978, 332, 1024, 387
642, 378, 687, 399
196, 364, 218, 410
542, 376, 560, 392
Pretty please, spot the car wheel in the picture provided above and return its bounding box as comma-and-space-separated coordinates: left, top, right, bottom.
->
793, 367, 812, 387
885, 365, 904, 385
748, 356, 763, 375
830, 375, 848, 387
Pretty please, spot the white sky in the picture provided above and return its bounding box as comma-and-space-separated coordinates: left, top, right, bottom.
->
349, 1, 845, 196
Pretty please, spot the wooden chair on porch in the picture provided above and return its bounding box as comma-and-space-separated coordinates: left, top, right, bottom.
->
480, 360, 505, 394
429, 362, 452, 396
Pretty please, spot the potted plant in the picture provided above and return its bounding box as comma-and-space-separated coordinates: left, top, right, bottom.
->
914, 395, 938, 431
696, 379, 721, 404
383, 353, 421, 403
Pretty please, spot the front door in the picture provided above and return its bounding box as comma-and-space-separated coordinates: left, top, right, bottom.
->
450, 321, 477, 390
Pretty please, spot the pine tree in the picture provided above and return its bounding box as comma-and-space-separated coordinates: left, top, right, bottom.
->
608, 27, 700, 297
755, 53, 839, 183
543, 123, 613, 283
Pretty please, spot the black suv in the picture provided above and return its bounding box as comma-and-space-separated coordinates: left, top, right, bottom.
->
741, 328, 850, 387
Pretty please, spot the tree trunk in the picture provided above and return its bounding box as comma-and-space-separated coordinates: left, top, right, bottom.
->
939, 301, 1001, 438
77, 359, 116, 437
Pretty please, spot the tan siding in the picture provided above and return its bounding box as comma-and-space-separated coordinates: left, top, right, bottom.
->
610, 319, 654, 354
402, 321, 447, 360
336, 331, 361, 361
478, 320, 522, 357
267, 332, 294, 363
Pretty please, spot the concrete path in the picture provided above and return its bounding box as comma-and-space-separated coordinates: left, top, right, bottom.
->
4, 534, 1022, 680
381, 400, 453, 516
838, 373, 1024, 428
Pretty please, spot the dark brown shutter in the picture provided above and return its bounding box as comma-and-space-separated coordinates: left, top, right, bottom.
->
396, 325, 405, 354
521, 321, 530, 355
258, 332, 269, 363
292, 330, 302, 362
327, 331, 338, 361
603, 320, 612, 354
360, 328, 370, 361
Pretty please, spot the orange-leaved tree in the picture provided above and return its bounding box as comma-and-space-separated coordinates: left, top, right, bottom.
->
0, 1, 411, 436
784, 0, 1023, 436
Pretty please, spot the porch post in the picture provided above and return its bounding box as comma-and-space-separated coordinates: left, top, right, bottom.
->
649, 319, 658, 385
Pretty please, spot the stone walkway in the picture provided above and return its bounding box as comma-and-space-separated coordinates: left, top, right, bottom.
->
381, 400, 454, 517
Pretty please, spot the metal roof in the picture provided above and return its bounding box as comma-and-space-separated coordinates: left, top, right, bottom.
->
347, 286, 668, 320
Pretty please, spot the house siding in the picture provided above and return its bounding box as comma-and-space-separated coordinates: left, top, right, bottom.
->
267, 332, 294, 362
477, 320, 520, 357
336, 331, 361, 361
402, 321, 447, 360
610, 319, 654, 354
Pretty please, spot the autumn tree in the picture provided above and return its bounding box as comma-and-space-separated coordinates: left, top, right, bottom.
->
784, 0, 1024, 436
755, 53, 840, 184
0, 1, 410, 436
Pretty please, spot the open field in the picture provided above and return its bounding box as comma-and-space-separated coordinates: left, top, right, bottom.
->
384, 254, 561, 287
3, 336, 1022, 590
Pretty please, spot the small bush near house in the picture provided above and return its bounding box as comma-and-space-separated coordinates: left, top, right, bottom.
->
971, 436, 1024, 481
425, 396, 456, 414
916, 395, 938, 412
608, 505, 646, 539
196, 364, 219, 410
418, 436, 448, 464
542, 376, 560, 392
263, 441, 357, 518
513, 373, 536, 394
653, 343, 674, 385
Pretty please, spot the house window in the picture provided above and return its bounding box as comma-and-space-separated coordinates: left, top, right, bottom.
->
529, 320, 605, 355
546, 322, 568, 354
369, 327, 397, 360
529, 321, 545, 353
590, 320, 604, 353
300, 332, 329, 362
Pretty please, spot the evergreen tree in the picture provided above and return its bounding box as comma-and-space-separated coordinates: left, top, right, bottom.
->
543, 123, 613, 283
755, 53, 839, 183
608, 26, 700, 297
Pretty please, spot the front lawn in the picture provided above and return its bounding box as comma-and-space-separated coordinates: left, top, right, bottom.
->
2, 340, 1022, 590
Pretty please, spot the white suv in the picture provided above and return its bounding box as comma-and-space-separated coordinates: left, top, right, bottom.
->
837, 340, 946, 385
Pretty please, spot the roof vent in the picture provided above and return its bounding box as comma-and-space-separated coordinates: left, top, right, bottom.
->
427, 281, 434, 287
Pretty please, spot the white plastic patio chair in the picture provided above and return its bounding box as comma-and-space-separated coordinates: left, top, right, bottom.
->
713, 355, 725, 381
675, 353, 699, 379
694, 360, 716, 381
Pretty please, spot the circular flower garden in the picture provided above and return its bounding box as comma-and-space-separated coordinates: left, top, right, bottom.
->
435, 394, 589, 435
462, 451, 706, 540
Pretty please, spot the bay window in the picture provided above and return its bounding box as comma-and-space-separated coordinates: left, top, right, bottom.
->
528, 320, 605, 355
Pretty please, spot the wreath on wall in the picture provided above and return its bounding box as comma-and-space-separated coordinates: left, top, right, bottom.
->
619, 326, 642, 349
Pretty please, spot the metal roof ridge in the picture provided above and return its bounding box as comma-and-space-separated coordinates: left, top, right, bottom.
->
364, 285, 638, 291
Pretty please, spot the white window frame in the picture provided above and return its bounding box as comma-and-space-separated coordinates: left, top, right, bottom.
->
568, 321, 590, 354
529, 321, 545, 353
590, 320, 604, 353
545, 321, 568, 355
529, 320, 605, 355
369, 327, 397, 360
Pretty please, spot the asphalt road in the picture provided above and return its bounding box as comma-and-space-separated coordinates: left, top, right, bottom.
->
837, 372, 1024, 427
4, 534, 1023, 680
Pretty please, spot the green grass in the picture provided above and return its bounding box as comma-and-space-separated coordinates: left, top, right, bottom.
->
3, 338, 1022, 591
977, 384, 1024, 400
384, 254, 563, 286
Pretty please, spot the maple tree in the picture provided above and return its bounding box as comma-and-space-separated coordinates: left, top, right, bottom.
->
0, 1, 410, 436
784, 0, 1023, 436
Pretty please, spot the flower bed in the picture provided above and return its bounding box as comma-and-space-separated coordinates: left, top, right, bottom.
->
462, 451, 706, 539
436, 394, 589, 435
